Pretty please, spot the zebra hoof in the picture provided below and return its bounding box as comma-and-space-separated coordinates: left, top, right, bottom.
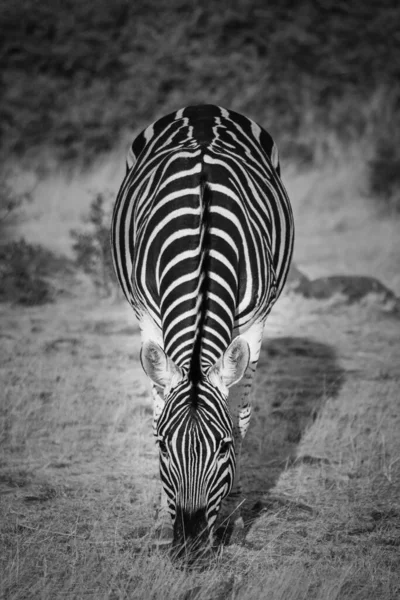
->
153, 523, 173, 549
153, 538, 172, 551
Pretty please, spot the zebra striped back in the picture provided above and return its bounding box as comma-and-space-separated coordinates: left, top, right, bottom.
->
112, 105, 293, 372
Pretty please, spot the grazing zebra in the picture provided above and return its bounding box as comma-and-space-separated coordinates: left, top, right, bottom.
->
111, 105, 294, 557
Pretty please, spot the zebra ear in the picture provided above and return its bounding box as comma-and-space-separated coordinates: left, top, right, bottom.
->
208, 337, 250, 391
141, 341, 183, 390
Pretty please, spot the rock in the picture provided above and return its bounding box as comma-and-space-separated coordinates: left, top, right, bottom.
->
286, 264, 400, 313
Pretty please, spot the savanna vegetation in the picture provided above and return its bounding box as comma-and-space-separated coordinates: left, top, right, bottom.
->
1, 2, 400, 599
1, 0, 400, 184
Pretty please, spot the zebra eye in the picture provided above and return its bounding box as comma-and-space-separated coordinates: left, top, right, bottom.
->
158, 440, 168, 455
219, 440, 232, 455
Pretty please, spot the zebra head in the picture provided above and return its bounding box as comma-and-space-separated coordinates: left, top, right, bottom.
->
141, 336, 250, 557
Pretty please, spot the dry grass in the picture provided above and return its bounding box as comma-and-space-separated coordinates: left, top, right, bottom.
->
1, 161, 400, 599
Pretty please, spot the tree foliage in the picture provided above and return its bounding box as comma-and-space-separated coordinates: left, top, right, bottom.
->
1, 0, 399, 166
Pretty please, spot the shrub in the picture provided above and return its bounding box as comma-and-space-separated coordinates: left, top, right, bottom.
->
0, 172, 75, 305
0, 239, 72, 305
368, 137, 400, 214
0, 172, 32, 239
1, 0, 400, 165
70, 192, 117, 297
366, 87, 400, 214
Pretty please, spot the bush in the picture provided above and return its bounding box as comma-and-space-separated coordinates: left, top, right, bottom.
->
0, 172, 75, 305
366, 87, 400, 214
0, 239, 73, 305
70, 192, 117, 297
1, 0, 400, 165
368, 138, 400, 214
0, 172, 32, 239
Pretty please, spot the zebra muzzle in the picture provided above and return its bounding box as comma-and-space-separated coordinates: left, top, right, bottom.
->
172, 506, 213, 562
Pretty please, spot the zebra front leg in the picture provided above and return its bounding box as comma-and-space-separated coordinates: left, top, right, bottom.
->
151, 383, 174, 546
154, 486, 173, 546
218, 322, 264, 541
218, 365, 255, 541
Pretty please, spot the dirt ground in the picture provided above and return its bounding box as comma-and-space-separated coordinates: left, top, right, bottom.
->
1, 158, 400, 599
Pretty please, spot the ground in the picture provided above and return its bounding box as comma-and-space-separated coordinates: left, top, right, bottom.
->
1, 156, 400, 599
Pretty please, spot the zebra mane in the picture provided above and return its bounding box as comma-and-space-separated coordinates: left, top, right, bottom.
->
189, 168, 211, 392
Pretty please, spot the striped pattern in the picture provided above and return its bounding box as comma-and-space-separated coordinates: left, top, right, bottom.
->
112, 105, 293, 373
157, 379, 235, 528
111, 105, 294, 548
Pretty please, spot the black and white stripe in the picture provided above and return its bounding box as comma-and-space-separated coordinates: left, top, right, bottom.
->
156, 378, 235, 524
111, 104, 294, 552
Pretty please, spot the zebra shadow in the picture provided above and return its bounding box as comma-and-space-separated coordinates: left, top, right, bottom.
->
239, 336, 344, 531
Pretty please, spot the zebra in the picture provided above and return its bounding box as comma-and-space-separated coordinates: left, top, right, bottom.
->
111, 104, 294, 558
